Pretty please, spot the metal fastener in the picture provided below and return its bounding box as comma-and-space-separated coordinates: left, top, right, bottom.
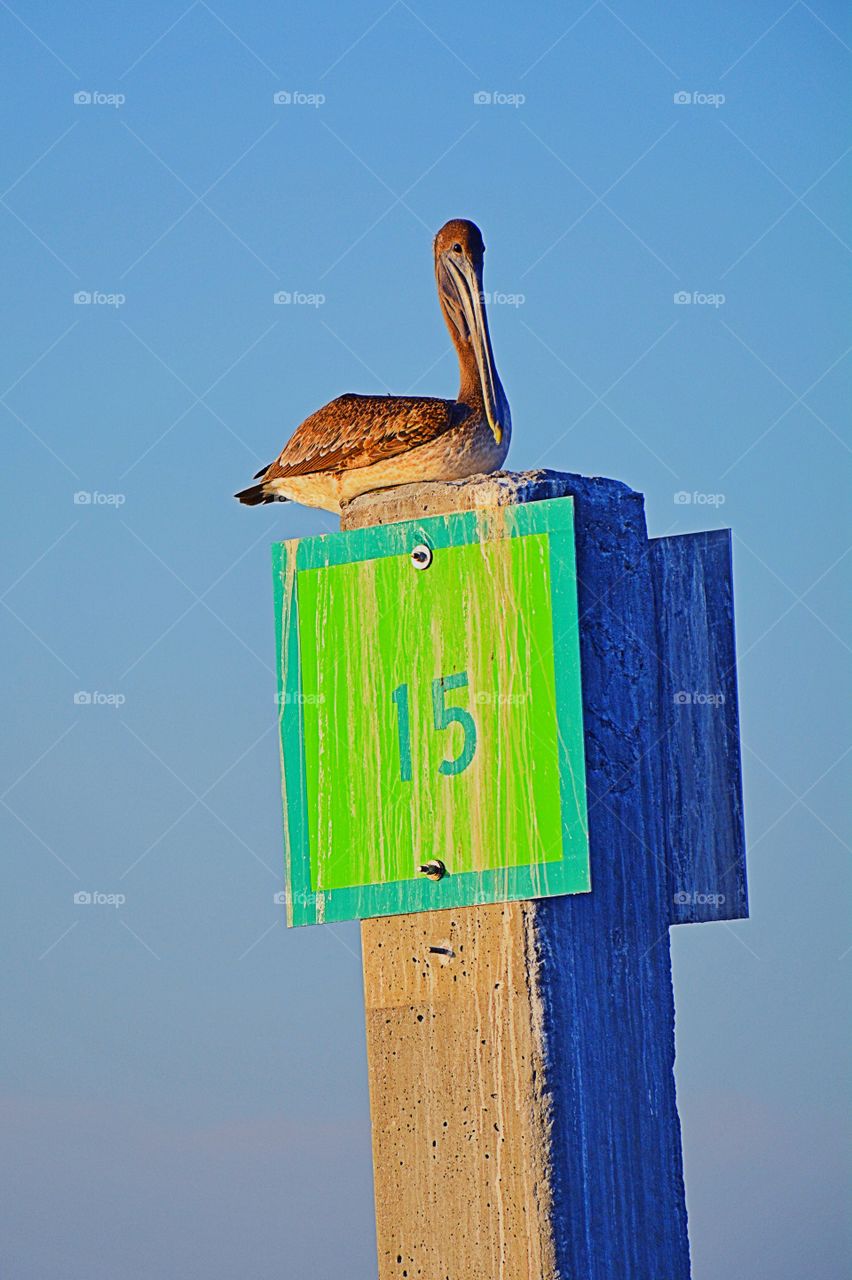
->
419, 859, 446, 881
411, 544, 433, 570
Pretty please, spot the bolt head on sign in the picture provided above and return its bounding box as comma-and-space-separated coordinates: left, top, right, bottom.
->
272, 497, 590, 926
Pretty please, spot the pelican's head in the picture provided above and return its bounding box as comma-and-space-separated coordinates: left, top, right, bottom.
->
434, 219, 507, 447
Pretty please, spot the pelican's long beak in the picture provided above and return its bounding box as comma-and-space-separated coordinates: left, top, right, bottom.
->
439, 253, 504, 446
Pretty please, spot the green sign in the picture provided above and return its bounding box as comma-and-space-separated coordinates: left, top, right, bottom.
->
273, 497, 589, 926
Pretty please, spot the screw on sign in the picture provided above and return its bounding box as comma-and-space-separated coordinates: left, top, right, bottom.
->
418, 860, 446, 881
410, 543, 432, 569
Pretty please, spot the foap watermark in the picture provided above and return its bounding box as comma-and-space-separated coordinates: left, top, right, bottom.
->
481, 290, 525, 308
473, 90, 525, 108
273, 290, 325, 307
674, 490, 725, 507
74, 90, 125, 109
674, 890, 726, 907
273, 888, 315, 909
74, 290, 126, 308
273, 90, 325, 108
74, 890, 126, 907
274, 691, 325, 706
673, 90, 725, 108
474, 690, 530, 706
74, 490, 125, 506
673, 690, 725, 707
673, 290, 725, 308
74, 691, 126, 707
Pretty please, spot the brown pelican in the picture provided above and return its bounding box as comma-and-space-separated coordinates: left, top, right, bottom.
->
235, 219, 510, 512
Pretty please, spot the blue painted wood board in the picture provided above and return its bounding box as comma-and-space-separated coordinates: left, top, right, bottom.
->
506, 472, 692, 1280
649, 530, 748, 925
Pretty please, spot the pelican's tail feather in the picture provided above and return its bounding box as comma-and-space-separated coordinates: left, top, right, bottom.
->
234, 481, 287, 506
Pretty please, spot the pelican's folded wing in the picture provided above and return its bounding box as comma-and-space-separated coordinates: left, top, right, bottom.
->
264, 394, 469, 480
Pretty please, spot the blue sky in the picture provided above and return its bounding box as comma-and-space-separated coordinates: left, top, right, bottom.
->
1, 2, 849, 1277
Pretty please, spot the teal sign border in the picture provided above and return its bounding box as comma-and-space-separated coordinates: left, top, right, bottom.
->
272, 496, 590, 926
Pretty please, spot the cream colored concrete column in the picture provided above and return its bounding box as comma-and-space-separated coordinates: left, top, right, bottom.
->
342, 472, 563, 1280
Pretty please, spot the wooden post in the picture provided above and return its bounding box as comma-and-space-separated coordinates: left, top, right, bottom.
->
341, 469, 747, 1280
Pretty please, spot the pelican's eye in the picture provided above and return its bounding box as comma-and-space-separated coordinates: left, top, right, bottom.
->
452, 242, 463, 253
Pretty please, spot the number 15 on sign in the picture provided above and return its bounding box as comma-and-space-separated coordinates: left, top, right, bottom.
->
391, 672, 478, 783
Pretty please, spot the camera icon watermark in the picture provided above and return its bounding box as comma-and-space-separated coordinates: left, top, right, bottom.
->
73, 890, 127, 907
73, 690, 126, 707
673, 690, 726, 707
673, 290, 725, 307
273, 90, 325, 108
473, 90, 526, 108
273, 290, 325, 307
73, 491, 126, 506
673, 90, 725, 108
673, 491, 726, 507
73, 291, 126, 308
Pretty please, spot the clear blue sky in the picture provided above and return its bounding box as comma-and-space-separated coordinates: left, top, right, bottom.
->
1, 3, 849, 1277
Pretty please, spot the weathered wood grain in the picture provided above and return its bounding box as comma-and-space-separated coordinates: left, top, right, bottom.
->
649, 530, 748, 925
345, 470, 693, 1280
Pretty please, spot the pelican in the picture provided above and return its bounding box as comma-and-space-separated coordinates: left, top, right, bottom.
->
235, 219, 510, 512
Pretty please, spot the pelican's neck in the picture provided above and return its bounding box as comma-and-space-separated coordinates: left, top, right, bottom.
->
439, 295, 502, 410
435, 258, 509, 439
455, 330, 509, 438
455, 333, 483, 407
